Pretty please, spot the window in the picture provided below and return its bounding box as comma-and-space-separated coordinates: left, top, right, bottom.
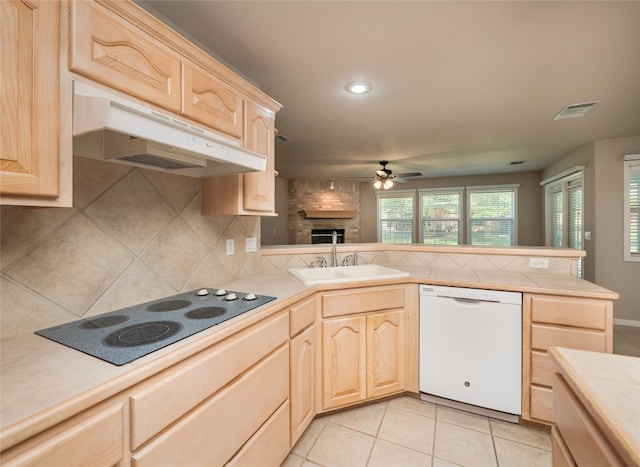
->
419, 189, 462, 245
624, 155, 640, 262
467, 186, 518, 246
378, 191, 415, 243
543, 168, 584, 275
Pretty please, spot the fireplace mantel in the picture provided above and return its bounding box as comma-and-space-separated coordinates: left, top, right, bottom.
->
301, 210, 357, 219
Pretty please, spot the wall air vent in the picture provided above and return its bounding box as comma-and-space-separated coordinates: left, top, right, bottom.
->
553, 101, 600, 120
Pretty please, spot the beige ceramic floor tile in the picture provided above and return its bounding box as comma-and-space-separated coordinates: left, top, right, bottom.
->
436, 406, 491, 433
307, 422, 374, 467
330, 400, 387, 435
433, 457, 463, 467
368, 439, 432, 467
291, 416, 329, 457
494, 437, 552, 467
281, 453, 304, 467
434, 421, 497, 467
388, 396, 436, 418
377, 407, 435, 454
489, 418, 551, 450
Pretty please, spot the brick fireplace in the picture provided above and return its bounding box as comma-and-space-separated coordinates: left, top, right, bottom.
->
288, 179, 360, 244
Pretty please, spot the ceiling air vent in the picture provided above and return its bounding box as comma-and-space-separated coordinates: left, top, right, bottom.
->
553, 101, 600, 120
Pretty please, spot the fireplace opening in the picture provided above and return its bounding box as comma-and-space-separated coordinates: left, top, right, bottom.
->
311, 228, 345, 244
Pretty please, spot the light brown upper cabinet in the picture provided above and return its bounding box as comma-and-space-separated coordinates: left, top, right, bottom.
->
201, 99, 277, 216
69, 0, 181, 113
1, 0, 62, 202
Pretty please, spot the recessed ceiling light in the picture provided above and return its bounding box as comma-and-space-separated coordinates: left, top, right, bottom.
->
346, 81, 372, 94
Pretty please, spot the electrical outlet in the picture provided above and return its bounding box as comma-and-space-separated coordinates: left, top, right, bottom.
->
585, 231, 592, 240
245, 237, 257, 253
226, 239, 234, 256
529, 258, 549, 269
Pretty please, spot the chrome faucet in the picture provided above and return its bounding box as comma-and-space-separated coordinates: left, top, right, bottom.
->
331, 230, 338, 267
342, 255, 352, 267
311, 256, 327, 268
353, 250, 359, 266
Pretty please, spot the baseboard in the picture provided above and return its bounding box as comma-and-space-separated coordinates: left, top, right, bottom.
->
613, 318, 640, 327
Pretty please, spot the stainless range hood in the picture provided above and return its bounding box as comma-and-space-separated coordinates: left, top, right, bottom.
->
72, 81, 266, 177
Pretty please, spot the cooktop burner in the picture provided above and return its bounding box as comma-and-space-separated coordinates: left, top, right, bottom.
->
35, 288, 276, 366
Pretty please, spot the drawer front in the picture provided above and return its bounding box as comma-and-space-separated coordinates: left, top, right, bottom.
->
1, 403, 123, 467
551, 426, 577, 467
132, 344, 289, 467
553, 374, 625, 467
226, 400, 290, 467
531, 324, 606, 352
183, 62, 243, 138
322, 285, 405, 318
290, 296, 316, 337
529, 385, 554, 423
530, 295, 609, 330
70, 1, 181, 113
130, 312, 288, 449
531, 350, 555, 387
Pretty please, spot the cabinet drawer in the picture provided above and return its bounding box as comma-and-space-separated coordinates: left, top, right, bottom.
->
130, 312, 288, 449
531, 350, 555, 387
70, 1, 181, 112
183, 62, 243, 139
322, 285, 405, 318
529, 385, 554, 423
290, 296, 316, 337
530, 295, 609, 330
132, 344, 289, 467
226, 400, 290, 467
531, 324, 606, 352
1, 403, 123, 467
553, 374, 624, 467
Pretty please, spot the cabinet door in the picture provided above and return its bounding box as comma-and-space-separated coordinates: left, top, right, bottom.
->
242, 100, 276, 212
69, 1, 181, 113
290, 324, 316, 446
1, 0, 60, 198
183, 62, 243, 139
367, 311, 405, 398
322, 316, 366, 410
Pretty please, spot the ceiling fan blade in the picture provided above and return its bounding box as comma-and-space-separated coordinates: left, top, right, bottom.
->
396, 172, 422, 178
375, 170, 388, 177
394, 177, 408, 183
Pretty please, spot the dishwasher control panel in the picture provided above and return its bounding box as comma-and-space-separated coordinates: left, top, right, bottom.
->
419, 284, 521, 305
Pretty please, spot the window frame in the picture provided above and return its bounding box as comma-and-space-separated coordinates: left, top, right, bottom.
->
376, 189, 417, 243
624, 155, 640, 262
418, 187, 463, 245
466, 185, 519, 247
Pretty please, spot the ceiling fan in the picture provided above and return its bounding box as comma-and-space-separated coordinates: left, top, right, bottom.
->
371, 161, 421, 189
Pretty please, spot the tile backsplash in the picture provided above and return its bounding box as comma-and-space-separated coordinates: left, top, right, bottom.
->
0, 157, 261, 339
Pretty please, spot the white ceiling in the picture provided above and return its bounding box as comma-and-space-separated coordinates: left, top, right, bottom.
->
137, 1, 640, 181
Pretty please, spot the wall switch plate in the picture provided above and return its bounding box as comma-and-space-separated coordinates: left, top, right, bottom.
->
529, 258, 549, 269
585, 231, 592, 240
245, 237, 257, 253
226, 239, 234, 256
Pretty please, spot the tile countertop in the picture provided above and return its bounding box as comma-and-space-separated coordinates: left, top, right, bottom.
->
549, 347, 640, 467
0, 267, 618, 449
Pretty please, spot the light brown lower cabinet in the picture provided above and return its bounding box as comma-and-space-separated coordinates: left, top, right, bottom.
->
552, 374, 625, 466
290, 323, 317, 446
522, 293, 613, 425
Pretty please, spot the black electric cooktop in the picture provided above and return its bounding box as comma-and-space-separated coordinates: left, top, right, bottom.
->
35, 288, 276, 366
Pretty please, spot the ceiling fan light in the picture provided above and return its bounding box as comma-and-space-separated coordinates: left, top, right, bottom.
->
383, 179, 394, 189
346, 81, 372, 94
373, 179, 383, 189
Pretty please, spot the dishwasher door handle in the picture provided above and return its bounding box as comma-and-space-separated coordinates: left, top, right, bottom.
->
443, 296, 501, 305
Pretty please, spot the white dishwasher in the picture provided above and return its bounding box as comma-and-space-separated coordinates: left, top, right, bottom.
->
419, 284, 522, 416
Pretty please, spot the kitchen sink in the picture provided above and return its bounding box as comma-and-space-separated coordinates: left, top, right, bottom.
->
288, 264, 409, 285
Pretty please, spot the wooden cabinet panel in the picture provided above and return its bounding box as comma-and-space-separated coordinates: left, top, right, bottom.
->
1, 0, 60, 198
70, 1, 181, 113
242, 100, 276, 212
132, 344, 289, 467
366, 311, 405, 398
551, 426, 577, 467
553, 374, 625, 467
322, 285, 406, 318
322, 316, 367, 409
529, 295, 609, 330
531, 324, 606, 352
530, 350, 555, 387
529, 385, 553, 422
290, 296, 316, 337
130, 312, 288, 449
227, 400, 290, 467
1, 403, 124, 467
183, 62, 243, 139
290, 324, 316, 446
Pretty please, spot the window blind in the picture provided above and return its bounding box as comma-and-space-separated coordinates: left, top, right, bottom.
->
628, 163, 640, 257
420, 191, 461, 245
378, 193, 415, 243
468, 188, 516, 246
